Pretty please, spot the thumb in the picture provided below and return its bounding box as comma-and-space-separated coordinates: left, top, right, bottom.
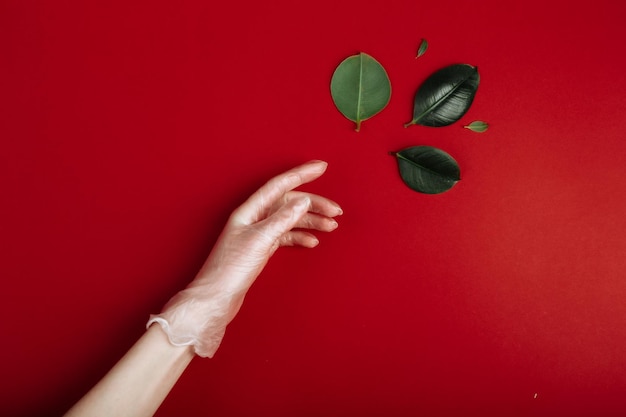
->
256, 196, 311, 242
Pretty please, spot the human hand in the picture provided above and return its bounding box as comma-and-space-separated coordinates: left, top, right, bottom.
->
148, 160, 342, 357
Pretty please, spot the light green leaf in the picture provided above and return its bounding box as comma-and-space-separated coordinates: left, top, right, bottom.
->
392, 146, 460, 194
464, 120, 489, 133
416, 38, 428, 58
405, 64, 480, 128
330, 52, 391, 132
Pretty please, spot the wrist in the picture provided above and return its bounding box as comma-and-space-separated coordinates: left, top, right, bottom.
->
148, 282, 247, 358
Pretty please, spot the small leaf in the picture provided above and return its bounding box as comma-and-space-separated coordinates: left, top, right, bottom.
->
405, 64, 480, 128
416, 38, 428, 58
393, 146, 460, 194
464, 120, 489, 133
330, 52, 391, 132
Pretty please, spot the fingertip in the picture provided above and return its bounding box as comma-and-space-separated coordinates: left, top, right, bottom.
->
301, 160, 328, 175
309, 159, 328, 169
280, 231, 320, 248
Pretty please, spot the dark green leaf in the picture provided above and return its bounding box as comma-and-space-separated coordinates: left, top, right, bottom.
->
330, 52, 391, 132
405, 64, 479, 128
464, 120, 489, 133
393, 146, 460, 194
416, 38, 428, 58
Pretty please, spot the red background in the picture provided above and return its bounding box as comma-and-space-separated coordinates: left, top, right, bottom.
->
2, 1, 626, 416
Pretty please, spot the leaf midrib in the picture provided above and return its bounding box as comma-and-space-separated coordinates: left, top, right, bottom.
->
412, 69, 474, 124
396, 152, 460, 181
355, 53, 364, 130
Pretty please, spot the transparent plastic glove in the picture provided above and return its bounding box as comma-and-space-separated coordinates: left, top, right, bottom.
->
147, 160, 342, 357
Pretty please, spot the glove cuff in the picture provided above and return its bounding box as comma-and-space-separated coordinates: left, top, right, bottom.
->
147, 286, 246, 358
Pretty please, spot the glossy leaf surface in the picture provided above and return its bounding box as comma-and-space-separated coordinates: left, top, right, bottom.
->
405, 64, 479, 128
393, 146, 460, 194
464, 120, 489, 133
330, 52, 391, 131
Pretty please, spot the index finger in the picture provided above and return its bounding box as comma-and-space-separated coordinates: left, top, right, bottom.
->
231, 160, 329, 225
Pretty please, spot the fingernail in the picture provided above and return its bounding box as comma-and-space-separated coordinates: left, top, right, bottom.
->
329, 219, 339, 230
310, 237, 320, 247
335, 205, 343, 216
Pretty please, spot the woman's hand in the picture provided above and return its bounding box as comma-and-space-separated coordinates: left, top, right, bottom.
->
148, 160, 342, 357
196, 159, 342, 292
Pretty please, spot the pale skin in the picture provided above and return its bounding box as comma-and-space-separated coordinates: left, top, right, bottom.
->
64, 160, 342, 417
64, 325, 194, 417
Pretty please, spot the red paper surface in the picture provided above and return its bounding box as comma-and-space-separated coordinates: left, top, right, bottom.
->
2, 1, 626, 415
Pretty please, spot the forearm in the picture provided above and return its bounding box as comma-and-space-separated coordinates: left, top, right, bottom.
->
65, 324, 194, 417
64, 161, 341, 416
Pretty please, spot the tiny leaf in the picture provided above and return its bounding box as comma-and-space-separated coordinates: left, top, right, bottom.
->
330, 52, 391, 132
464, 120, 489, 133
416, 38, 428, 58
405, 64, 480, 128
393, 146, 460, 194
